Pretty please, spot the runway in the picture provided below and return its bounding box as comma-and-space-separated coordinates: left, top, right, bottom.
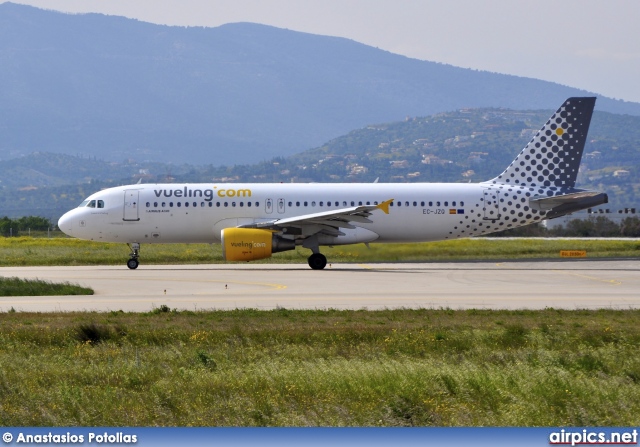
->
1, 259, 639, 312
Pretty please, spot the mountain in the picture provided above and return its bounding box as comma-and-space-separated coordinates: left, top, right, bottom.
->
1, 2, 640, 166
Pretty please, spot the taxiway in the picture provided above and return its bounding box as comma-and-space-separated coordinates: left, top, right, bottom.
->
1, 259, 639, 312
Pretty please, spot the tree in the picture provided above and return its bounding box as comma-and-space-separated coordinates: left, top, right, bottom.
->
562, 216, 619, 237
0, 216, 52, 236
620, 216, 640, 237
0, 216, 12, 236
16, 216, 51, 231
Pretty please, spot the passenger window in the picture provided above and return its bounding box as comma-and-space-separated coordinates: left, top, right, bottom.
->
216, 202, 220, 207
162, 202, 166, 207
398, 202, 402, 207
405, 202, 409, 207
154, 202, 158, 207
169, 202, 173, 207
201, 202, 205, 207
429, 201, 433, 206
232, 202, 236, 207
193, 202, 197, 207
413, 201, 417, 206
421, 201, 425, 207
444, 201, 448, 206
461, 201, 465, 206
304, 201, 308, 206
296, 201, 300, 207
145, 202, 150, 208
248, 202, 252, 207
319, 201, 323, 206
436, 201, 441, 206
255, 202, 259, 207
343, 201, 347, 206
452, 201, 457, 206
208, 202, 212, 207
359, 201, 363, 206
311, 201, 316, 207
177, 202, 181, 207
288, 201, 292, 207
185, 202, 189, 207
351, 201, 355, 206
224, 202, 228, 207
240, 202, 244, 207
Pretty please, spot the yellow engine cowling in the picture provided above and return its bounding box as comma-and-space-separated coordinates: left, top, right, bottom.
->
221, 228, 295, 261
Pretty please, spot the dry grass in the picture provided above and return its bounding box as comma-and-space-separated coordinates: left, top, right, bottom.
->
1, 308, 639, 426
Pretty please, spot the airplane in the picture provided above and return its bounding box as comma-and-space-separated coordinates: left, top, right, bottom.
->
58, 97, 607, 270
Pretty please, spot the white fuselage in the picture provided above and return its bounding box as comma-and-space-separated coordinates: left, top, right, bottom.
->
58, 181, 544, 245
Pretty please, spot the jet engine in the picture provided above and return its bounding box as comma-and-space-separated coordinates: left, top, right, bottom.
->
221, 228, 295, 261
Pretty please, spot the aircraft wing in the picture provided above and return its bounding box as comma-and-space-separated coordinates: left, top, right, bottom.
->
530, 190, 608, 219
238, 199, 393, 236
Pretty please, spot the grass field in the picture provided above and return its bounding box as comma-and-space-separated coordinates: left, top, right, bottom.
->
0, 236, 639, 266
0, 308, 639, 426
0, 277, 93, 297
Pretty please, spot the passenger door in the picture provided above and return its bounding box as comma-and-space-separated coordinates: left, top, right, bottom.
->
123, 190, 140, 221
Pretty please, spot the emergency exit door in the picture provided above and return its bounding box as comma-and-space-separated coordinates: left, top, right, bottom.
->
482, 190, 500, 220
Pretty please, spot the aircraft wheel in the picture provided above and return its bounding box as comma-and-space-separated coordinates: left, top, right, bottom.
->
127, 258, 139, 270
308, 253, 327, 270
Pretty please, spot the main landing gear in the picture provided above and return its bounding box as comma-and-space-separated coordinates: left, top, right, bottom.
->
127, 242, 140, 270
307, 253, 327, 270
303, 235, 327, 270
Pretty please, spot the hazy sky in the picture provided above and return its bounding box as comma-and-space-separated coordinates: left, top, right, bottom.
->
6, 0, 640, 103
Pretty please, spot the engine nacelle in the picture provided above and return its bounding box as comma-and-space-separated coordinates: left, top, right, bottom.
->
221, 228, 295, 261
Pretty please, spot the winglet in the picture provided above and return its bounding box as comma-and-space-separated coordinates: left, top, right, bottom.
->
376, 199, 394, 214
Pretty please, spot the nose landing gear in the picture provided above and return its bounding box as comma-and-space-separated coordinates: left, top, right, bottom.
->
127, 242, 140, 269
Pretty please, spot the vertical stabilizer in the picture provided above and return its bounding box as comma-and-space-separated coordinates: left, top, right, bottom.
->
490, 97, 596, 190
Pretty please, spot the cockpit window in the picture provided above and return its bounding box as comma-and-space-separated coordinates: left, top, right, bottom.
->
78, 199, 105, 209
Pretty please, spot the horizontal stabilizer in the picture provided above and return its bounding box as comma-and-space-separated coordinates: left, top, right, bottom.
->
530, 190, 608, 219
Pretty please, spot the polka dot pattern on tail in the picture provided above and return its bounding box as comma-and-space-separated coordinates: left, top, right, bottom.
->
490, 97, 595, 190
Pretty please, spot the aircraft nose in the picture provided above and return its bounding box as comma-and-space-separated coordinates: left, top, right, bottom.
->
58, 212, 74, 237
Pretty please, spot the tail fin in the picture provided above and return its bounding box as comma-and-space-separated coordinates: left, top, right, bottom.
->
490, 97, 596, 190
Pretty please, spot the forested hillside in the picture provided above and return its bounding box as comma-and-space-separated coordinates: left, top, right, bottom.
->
1, 106, 638, 221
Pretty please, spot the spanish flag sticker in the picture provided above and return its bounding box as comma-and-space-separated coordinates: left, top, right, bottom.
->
449, 209, 457, 214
